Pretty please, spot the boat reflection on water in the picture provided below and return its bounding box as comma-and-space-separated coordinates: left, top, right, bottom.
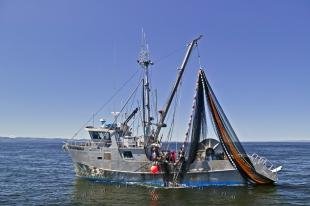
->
71, 178, 279, 205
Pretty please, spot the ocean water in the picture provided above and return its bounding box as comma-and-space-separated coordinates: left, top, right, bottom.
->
0, 138, 309, 205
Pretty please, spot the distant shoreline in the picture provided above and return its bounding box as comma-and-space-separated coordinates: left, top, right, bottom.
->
1, 136, 309, 143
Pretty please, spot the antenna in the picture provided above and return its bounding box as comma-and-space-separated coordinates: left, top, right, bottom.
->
138, 29, 154, 69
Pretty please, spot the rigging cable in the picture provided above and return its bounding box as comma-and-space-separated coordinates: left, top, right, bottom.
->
153, 45, 186, 65
137, 100, 143, 136
125, 70, 144, 120
71, 69, 140, 139
162, 79, 182, 151
107, 78, 143, 129
196, 43, 203, 69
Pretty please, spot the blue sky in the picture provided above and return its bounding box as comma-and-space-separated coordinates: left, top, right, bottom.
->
0, 0, 309, 141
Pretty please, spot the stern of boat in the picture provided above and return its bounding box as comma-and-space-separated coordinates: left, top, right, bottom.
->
248, 153, 282, 182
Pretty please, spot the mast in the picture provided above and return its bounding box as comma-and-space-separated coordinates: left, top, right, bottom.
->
138, 30, 153, 141
153, 35, 202, 142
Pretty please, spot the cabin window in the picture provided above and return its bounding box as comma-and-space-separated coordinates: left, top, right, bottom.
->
99, 132, 111, 141
89, 131, 100, 139
104, 152, 111, 160
123, 151, 133, 159
89, 131, 110, 140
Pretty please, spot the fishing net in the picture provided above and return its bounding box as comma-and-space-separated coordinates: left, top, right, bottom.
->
184, 75, 207, 167
200, 70, 253, 166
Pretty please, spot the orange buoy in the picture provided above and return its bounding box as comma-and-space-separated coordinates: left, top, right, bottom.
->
150, 165, 159, 174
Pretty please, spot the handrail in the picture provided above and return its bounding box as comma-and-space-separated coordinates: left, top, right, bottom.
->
249, 153, 274, 171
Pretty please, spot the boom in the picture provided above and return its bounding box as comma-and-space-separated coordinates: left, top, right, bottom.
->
154, 35, 202, 142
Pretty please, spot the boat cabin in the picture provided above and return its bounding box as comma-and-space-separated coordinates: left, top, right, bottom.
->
84, 125, 144, 149
85, 126, 113, 147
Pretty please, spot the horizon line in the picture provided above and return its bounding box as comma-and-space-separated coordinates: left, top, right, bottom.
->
1, 136, 309, 142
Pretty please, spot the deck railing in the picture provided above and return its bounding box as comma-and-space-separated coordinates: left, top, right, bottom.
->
248, 153, 274, 171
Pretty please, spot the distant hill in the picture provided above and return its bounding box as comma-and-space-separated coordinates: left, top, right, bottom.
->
0, 136, 68, 141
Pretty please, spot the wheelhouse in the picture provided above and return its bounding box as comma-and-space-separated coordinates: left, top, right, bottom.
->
85, 126, 112, 147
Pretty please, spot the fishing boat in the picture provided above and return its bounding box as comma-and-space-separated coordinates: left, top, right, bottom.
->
63, 35, 282, 187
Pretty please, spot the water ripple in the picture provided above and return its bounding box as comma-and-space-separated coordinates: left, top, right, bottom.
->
0, 139, 309, 205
